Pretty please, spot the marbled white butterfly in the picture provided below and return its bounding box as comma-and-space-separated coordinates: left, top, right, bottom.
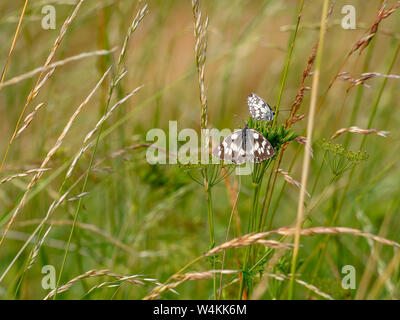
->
247, 93, 275, 122
213, 124, 275, 164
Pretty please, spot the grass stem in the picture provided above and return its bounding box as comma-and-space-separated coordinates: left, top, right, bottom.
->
288, 0, 329, 300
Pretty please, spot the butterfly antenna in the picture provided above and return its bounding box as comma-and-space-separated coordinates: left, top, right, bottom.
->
277, 109, 291, 112
272, 106, 291, 112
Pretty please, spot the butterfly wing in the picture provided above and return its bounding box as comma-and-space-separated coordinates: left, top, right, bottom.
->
247, 93, 275, 122
245, 129, 275, 162
213, 129, 248, 165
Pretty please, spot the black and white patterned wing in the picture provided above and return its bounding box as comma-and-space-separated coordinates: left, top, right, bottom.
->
247, 93, 275, 122
245, 129, 275, 162
213, 130, 249, 165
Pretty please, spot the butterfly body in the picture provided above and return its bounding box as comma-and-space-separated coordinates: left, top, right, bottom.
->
247, 93, 275, 122
213, 125, 275, 164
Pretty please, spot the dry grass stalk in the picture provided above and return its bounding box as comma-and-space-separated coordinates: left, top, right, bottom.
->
84, 273, 166, 297
294, 135, 306, 144
42, 0, 86, 67
271, 227, 400, 248
26, 226, 52, 270
288, 276, 334, 300
66, 143, 93, 178
0, 48, 117, 89
252, 273, 334, 300
32, 68, 56, 98
285, 43, 317, 128
14, 102, 45, 139
116, 4, 148, 71
330, 126, 390, 140
145, 270, 237, 300
67, 192, 90, 202
0, 0, 29, 84
351, 1, 400, 55
338, 71, 372, 88
361, 72, 400, 80
338, 71, 400, 89
316, 1, 400, 115
275, 169, 310, 198
172, 270, 237, 281
288, 113, 305, 126
0, 0, 85, 174
192, 0, 209, 128
294, 135, 314, 158
0, 168, 50, 184
205, 237, 292, 256
0, 67, 111, 248
44, 269, 146, 300
290, 0, 330, 299
350, 33, 376, 55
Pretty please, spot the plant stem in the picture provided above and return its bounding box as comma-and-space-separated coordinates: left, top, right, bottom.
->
238, 177, 261, 299
54, 114, 104, 300
205, 179, 216, 299
273, 0, 305, 128
206, 188, 215, 249
288, 0, 329, 300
